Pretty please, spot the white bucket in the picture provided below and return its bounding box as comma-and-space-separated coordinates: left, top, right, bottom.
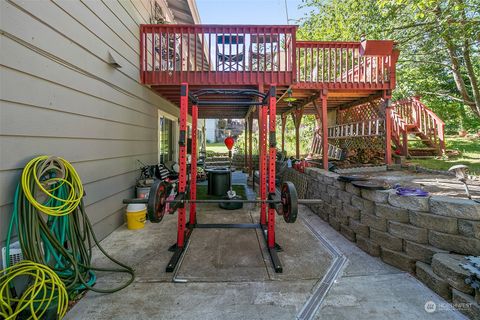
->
136, 186, 150, 199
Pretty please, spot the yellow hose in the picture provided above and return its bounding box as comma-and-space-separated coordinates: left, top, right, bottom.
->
0, 260, 68, 320
21, 156, 83, 216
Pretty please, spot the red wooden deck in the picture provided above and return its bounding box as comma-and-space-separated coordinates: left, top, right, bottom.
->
140, 24, 399, 118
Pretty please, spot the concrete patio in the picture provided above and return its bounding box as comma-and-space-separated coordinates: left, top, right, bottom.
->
65, 199, 466, 319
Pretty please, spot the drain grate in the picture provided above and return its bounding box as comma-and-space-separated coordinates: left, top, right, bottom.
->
297, 215, 348, 320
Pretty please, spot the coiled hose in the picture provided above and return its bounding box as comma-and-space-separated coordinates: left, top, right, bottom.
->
0, 260, 68, 320
6, 156, 134, 296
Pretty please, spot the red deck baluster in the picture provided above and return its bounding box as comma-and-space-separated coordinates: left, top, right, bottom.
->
151, 27, 155, 82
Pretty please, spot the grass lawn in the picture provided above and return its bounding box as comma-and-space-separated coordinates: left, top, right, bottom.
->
407, 135, 480, 175
206, 142, 228, 154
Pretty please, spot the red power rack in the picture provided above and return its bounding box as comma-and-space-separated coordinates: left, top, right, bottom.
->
166, 83, 282, 273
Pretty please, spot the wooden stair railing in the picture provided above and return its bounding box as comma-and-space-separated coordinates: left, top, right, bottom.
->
391, 97, 445, 157
306, 97, 445, 161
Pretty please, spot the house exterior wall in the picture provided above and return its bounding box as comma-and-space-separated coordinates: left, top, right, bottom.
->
205, 119, 217, 142
0, 0, 182, 253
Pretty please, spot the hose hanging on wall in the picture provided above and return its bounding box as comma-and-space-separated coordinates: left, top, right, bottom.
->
6, 156, 134, 296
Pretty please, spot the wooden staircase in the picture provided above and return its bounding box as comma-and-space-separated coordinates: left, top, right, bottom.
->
391, 97, 445, 157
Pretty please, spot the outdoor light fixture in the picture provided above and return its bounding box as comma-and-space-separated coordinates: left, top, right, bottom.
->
283, 89, 297, 103
448, 164, 478, 202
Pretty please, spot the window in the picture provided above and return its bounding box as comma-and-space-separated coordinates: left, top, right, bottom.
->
158, 116, 176, 163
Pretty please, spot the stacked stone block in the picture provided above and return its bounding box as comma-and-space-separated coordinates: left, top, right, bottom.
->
282, 167, 480, 319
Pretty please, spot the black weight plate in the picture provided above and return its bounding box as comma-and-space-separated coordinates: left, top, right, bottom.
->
218, 196, 244, 210
281, 181, 298, 223
148, 180, 168, 223
337, 175, 369, 182
351, 180, 390, 190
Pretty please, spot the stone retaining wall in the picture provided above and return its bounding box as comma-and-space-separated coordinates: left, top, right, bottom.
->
282, 168, 480, 319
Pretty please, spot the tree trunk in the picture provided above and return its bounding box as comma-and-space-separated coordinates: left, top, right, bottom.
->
443, 36, 479, 118
462, 40, 480, 117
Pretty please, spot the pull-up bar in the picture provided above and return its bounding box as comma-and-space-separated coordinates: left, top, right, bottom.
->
188, 88, 275, 105
196, 101, 264, 106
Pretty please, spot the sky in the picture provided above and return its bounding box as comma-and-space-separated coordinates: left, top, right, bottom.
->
196, 0, 310, 25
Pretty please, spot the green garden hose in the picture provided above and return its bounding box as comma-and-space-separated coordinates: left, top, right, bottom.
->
6, 156, 134, 297
0, 260, 68, 320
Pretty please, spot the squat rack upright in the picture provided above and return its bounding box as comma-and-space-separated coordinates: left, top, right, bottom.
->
167, 83, 282, 273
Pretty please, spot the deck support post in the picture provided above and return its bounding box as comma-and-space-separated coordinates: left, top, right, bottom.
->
281, 113, 287, 154
291, 107, 304, 159
244, 117, 248, 170
384, 91, 393, 165
321, 90, 329, 170
248, 113, 253, 179
310, 100, 323, 159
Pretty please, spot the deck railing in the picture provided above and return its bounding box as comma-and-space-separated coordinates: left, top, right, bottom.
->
295, 41, 393, 89
140, 24, 297, 85
391, 97, 445, 156
140, 25, 396, 89
327, 118, 384, 138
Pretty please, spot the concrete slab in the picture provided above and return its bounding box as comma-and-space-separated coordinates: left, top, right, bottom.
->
65, 280, 317, 320
65, 187, 467, 320
89, 213, 178, 283
263, 212, 332, 281
66, 201, 329, 319
176, 227, 269, 281
177, 205, 332, 282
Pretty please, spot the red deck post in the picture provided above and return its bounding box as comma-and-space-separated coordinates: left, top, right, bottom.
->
385, 97, 393, 165
402, 130, 408, 157
244, 119, 248, 170
177, 83, 188, 247
267, 86, 277, 248
281, 113, 286, 153
189, 104, 198, 225
292, 108, 304, 159
321, 91, 328, 170
248, 113, 253, 177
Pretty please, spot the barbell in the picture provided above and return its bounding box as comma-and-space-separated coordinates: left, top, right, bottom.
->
123, 180, 323, 224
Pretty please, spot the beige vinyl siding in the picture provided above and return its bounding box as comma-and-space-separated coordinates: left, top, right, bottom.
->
0, 0, 179, 250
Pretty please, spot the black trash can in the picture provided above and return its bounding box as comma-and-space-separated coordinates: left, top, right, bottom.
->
206, 168, 231, 196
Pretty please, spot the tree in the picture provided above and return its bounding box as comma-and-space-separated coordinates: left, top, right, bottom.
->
298, 0, 480, 127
